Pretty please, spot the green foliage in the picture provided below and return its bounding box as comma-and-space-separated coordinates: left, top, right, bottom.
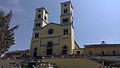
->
0, 10, 18, 53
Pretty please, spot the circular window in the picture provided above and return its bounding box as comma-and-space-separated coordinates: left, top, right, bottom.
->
39, 10, 41, 12
64, 4, 67, 6
48, 29, 54, 34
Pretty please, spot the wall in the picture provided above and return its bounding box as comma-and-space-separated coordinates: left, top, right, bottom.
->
0, 59, 22, 68
44, 58, 103, 68
85, 45, 120, 56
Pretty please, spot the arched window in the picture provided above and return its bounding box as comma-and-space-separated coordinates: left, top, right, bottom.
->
46, 42, 53, 55
63, 29, 68, 35
34, 33, 39, 38
36, 23, 40, 27
77, 51, 80, 55
37, 15, 41, 18
62, 46, 68, 55
47, 42, 53, 48
34, 48, 37, 51
64, 9, 67, 13
63, 46, 67, 50
63, 18, 68, 23
112, 50, 116, 56
33, 48, 37, 58
44, 16, 47, 20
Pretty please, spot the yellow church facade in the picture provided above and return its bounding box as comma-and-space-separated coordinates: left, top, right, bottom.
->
30, 0, 120, 58
28, 1, 120, 68
30, 1, 79, 57
1, 1, 120, 68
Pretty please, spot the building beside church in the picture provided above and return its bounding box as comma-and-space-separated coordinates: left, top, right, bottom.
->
84, 43, 120, 56
73, 41, 120, 56
30, 1, 79, 57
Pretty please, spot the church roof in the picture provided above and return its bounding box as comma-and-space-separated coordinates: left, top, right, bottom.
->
36, 7, 49, 14
42, 22, 73, 28
85, 44, 120, 48
75, 41, 80, 49
61, 1, 73, 9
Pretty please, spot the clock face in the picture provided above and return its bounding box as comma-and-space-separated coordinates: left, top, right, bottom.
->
48, 29, 54, 34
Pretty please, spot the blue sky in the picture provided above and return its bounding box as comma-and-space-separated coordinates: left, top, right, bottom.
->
0, 0, 120, 50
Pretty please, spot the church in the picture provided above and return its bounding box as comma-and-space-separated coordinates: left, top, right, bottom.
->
28, 1, 120, 68
1, 1, 120, 68
30, 1, 80, 57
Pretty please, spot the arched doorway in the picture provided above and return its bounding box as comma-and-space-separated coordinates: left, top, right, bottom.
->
62, 46, 68, 55
46, 42, 53, 55
33, 48, 37, 58
77, 51, 80, 55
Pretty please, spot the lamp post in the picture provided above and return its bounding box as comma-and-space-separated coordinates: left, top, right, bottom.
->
84, 45, 87, 57
101, 41, 105, 68
117, 45, 119, 56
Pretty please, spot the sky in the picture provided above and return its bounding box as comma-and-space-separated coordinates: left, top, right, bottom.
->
0, 0, 120, 50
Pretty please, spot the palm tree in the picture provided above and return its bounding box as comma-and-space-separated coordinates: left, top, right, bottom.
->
0, 10, 18, 56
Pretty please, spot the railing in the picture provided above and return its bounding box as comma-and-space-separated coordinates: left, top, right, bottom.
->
43, 54, 85, 59
86, 55, 103, 64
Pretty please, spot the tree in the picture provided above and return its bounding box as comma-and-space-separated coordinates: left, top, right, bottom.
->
0, 10, 18, 55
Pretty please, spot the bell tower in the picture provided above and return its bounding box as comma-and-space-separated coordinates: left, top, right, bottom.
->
30, 7, 48, 58
34, 7, 48, 29
60, 1, 73, 25
60, 1, 75, 55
